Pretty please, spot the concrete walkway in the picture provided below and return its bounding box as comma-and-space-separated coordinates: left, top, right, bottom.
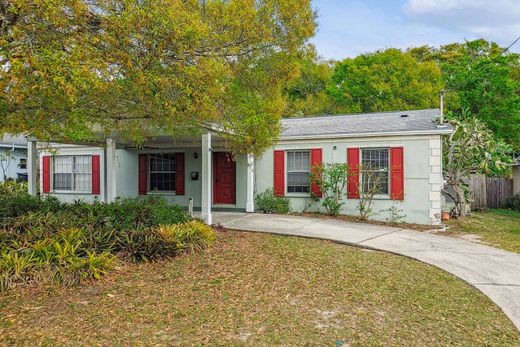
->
211, 212, 520, 330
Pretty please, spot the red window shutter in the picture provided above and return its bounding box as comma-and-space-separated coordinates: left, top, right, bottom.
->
175, 153, 185, 195
347, 148, 360, 199
390, 147, 404, 200
138, 154, 148, 195
310, 148, 322, 197
42, 156, 51, 193
91, 155, 101, 195
273, 150, 285, 196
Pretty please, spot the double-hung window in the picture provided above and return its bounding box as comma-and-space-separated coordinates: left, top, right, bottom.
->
53, 155, 92, 192
286, 150, 311, 193
360, 148, 389, 195
149, 153, 176, 192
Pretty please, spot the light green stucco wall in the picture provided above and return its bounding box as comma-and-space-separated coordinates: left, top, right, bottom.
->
254, 135, 441, 225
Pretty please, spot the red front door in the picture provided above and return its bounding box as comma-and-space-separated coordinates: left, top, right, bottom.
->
213, 152, 236, 204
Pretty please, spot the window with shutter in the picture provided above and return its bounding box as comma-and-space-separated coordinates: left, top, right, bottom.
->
53, 155, 92, 192
286, 150, 311, 193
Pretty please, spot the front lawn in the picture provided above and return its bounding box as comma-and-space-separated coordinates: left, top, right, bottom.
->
446, 209, 520, 254
1, 231, 517, 346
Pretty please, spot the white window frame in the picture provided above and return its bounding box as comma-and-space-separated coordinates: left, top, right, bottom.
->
360, 147, 390, 198
52, 155, 92, 193
285, 150, 311, 196
148, 153, 177, 193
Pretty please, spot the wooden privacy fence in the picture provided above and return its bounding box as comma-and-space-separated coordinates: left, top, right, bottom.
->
467, 174, 513, 210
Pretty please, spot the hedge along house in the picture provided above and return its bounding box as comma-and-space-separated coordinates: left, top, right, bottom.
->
27, 109, 452, 225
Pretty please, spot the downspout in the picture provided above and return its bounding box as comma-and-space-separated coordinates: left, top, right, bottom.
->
439, 89, 445, 124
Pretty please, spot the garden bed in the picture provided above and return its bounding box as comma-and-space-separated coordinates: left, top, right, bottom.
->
0, 181, 216, 291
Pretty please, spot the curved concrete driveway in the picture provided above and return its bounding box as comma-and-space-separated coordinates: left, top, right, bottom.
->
212, 212, 520, 330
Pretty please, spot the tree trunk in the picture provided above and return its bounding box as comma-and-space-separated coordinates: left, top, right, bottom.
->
454, 185, 466, 218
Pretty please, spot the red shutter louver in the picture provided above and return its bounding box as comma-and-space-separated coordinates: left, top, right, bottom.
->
42, 156, 51, 193
138, 154, 148, 195
91, 155, 101, 195
175, 153, 185, 196
347, 148, 360, 199
310, 148, 322, 198
273, 150, 285, 196
390, 147, 404, 200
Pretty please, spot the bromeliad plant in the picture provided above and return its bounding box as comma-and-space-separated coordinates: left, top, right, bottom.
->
0, 181, 217, 292
310, 163, 350, 216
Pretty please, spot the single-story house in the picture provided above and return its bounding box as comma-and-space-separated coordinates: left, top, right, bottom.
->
26, 109, 452, 225
0, 135, 28, 182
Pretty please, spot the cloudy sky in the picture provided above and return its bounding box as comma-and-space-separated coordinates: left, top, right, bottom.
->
311, 0, 520, 60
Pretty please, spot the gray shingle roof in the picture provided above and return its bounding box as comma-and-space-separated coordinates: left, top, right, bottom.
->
281, 109, 452, 138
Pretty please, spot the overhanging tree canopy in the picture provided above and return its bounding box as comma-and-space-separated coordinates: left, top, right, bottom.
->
0, 0, 316, 156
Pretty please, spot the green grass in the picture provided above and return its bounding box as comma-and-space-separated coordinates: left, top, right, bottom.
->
1, 231, 518, 346
447, 209, 520, 254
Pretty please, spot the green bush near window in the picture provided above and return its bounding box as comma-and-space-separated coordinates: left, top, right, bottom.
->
0, 181, 216, 291
505, 193, 520, 212
310, 163, 349, 216
255, 189, 291, 214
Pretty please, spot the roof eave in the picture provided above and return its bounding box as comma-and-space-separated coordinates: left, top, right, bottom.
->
0, 143, 27, 149
279, 128, 453, 141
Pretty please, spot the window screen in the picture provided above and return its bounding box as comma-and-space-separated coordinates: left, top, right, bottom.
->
361, 148, 389, 195
53, 155, 91, 191
149, 153, 176, 192
287, 150, 310, 193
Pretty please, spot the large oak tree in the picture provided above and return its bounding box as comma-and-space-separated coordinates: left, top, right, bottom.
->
327, 49, 442, 114
0, 0, 316, 155
410, 40, 520, 151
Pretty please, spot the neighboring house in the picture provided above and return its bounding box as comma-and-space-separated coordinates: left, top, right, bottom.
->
27, 109, 452, 225
0, 135, 28, 182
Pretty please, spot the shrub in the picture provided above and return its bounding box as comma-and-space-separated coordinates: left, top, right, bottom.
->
117, 228, 177, 262
380, 201, 407, 224
310, 163, 349, 215
505, 193, 520, 212
156, 220, 216, 253
255, 189, 291, 214
0, 186, 211, 291
120, 220, 216, 262
52, 252, 115, 286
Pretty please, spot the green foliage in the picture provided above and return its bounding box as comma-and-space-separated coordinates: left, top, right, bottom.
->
380, 202, 407, 224
309, 163, 349, 215
506, 194, 520, 212
328, 48, 442, 113
285, 45, 340, 117
356, 164, 385, 221
0, 227, 115, 291
0, 181, 213, 291
255, 189, 291, 214
118, 221, 216, 263
1, 0, 316, 156
156, 220, 217, 253
117, 228, 177, 263
443, 114, 513, 217
410, 39, 520, 150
